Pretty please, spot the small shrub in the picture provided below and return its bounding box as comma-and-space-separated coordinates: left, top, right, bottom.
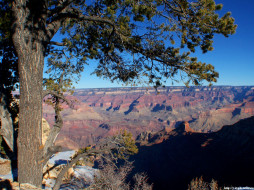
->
133, 172, 153, 190
188, 176, 220, 190
88, 159, 152, 190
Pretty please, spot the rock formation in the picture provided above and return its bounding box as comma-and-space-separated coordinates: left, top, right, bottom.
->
131, 116, 254, 190
0, 93, 13, 151
43, 86, 254, 149
0, 157, 11, 175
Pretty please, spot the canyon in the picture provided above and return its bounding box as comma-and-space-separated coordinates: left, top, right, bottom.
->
43, 86, 254, 150
131, 116, 254, 190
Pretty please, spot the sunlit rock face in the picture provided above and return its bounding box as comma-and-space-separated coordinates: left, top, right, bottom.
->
43, 86, 254, 149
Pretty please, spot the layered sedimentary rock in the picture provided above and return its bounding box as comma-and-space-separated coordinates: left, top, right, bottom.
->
43, 86, 254, 149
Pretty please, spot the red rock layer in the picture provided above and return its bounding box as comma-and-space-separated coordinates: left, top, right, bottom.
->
43, 86, 254, 149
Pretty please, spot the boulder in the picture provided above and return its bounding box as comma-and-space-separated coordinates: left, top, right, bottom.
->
0, 158, 11, 175
43, 163, 73, 181
12, 182, 43, 190
0, 180, 43, 190
0, 94, 13, 151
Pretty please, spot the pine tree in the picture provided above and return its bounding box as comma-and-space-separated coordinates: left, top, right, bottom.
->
0, 0, 237, 187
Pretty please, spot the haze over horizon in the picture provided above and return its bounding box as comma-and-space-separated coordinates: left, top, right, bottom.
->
73, 84, 254, 90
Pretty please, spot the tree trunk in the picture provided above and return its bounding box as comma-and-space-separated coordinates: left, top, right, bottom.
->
12, 0, 46, 186
17, 48, 44, 186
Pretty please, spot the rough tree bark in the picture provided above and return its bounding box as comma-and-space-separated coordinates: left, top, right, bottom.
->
11, 0, 63, 186
16, 46, 44, 186
12, 0, 46, 186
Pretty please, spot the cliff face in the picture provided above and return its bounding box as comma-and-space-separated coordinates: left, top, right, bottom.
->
131, 116, 254, 190
43, 86, 254, 149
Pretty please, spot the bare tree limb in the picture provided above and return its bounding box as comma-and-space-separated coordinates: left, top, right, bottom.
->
43, 90, 74, 108
45, 0, 73, 40
53, 149, 102, 190
52, 131, 137, 190
46, 20, 62, 41
41, 145, 63, 166
42, 73, 74, 162
49, 12, 116, 29
50, 41, 67, 46
47, 0, 74, 17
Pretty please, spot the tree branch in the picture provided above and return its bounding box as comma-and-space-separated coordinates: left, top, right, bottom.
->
41, 145, 63, 166
163, 0, 182, 14
43, 90, 74, 108
45, 0, 74, 40
42, 87, 74, 162
47, 0, 74, 17
46, 20, 62, 42
49, 12, 116, 29
53, 149, 102, 190
52, 132, 135, 190
50, 41, 67, 46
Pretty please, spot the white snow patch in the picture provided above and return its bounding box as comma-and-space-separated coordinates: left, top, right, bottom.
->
58, 166, 98, 190
48, 150, 76, 165
0, 172, 13, 181
0, 168, 17, 181
44, 151, 98, 189
44, 178, 56, 189
0, 151, 97, 190
73, 165, 98, 182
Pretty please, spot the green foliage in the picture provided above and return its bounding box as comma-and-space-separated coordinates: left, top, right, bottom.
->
72, 130, 138, 163
44, 50, 81, 93
115, 129, 139, 159
1, 0, 237, 91
0, 0, 18, 92
2, 0, 237, 186
110, 130, 138, 160
0, 0, 12, 41
43, 50, 79, 109
44, 0, 237, 88
0, 1, 18, 157
72, 145, 92, 159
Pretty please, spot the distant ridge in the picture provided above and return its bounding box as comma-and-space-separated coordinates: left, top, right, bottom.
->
75, 85, 254, 90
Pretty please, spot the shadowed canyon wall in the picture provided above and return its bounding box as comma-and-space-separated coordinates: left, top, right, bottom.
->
131, 116, 254, 190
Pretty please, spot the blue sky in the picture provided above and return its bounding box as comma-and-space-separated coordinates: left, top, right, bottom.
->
196, 0, 254, 87
56, 0, 254, 89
